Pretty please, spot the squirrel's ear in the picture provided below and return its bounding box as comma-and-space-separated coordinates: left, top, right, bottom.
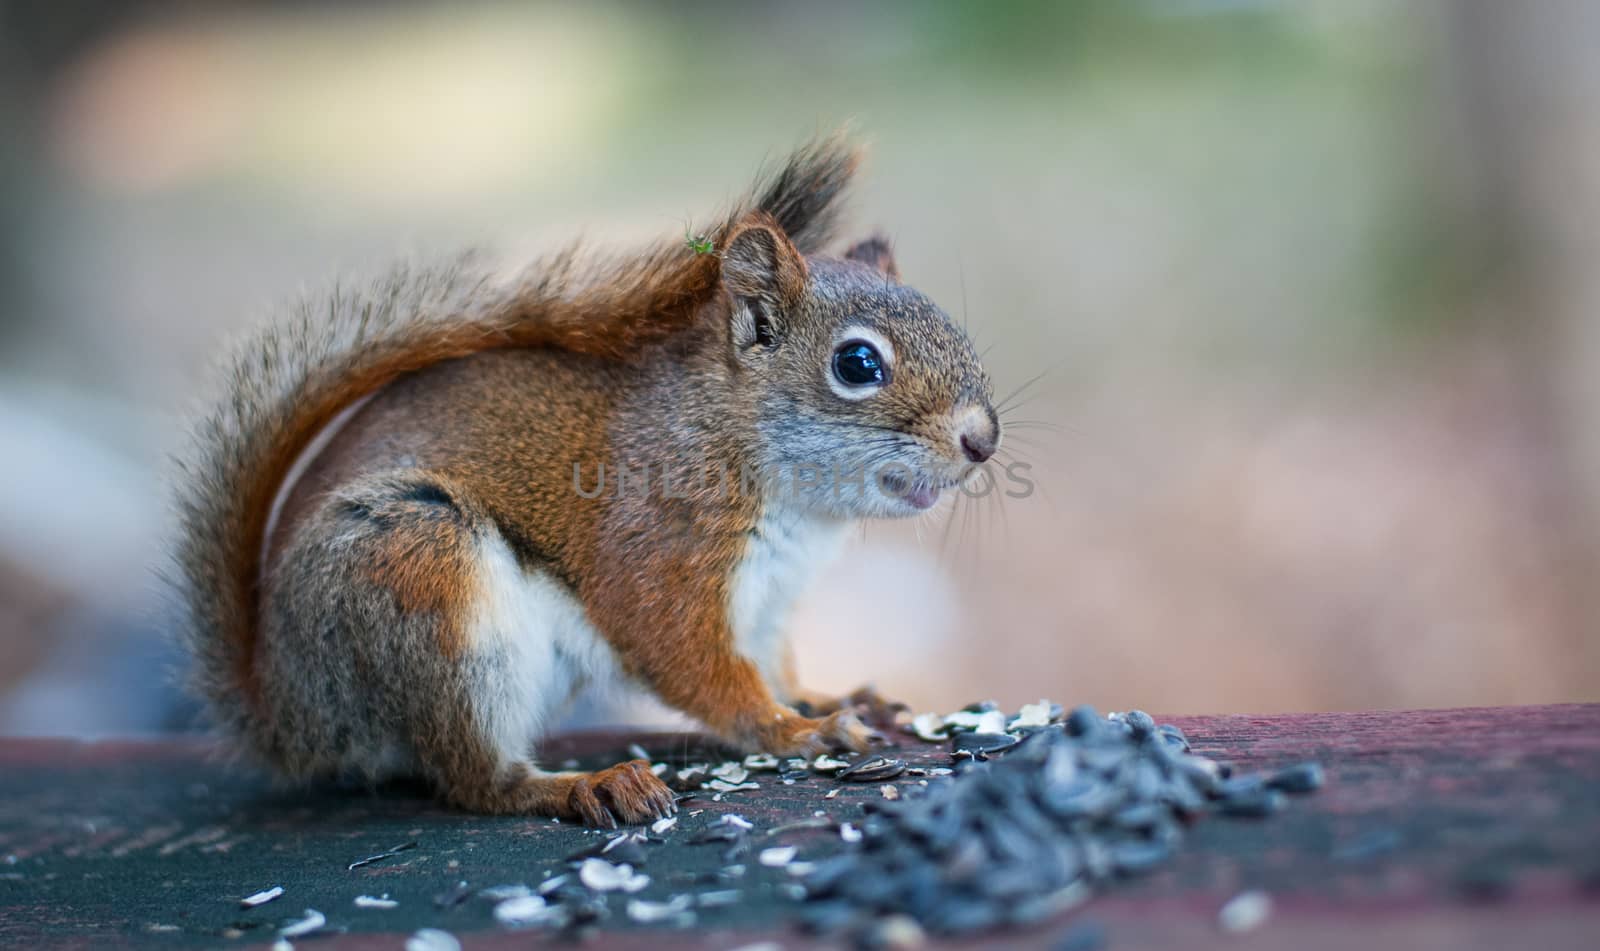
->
721, 214, 808, 348
843, 235, 899, 281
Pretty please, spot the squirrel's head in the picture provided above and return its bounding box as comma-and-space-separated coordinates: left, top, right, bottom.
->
718, 212, 1000, 519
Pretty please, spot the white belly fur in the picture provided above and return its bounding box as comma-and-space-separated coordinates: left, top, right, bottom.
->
465, 531, 627, 765
463, 508, 848, 766
728, 506, 850, 689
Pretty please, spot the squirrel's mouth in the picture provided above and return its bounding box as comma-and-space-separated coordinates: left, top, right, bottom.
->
876, 468, 953, 511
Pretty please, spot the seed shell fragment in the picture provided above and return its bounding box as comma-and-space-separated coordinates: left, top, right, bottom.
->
241, 886, 284, 908
353, 894, 398, 909
405, 928, 461, 951
1217, 890, 1273, 933
577, 857, 650, 893
278, 909, 326, 939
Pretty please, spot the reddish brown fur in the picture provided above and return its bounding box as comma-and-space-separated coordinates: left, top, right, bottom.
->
173, 134, 983, 823
356, 477, 482, 659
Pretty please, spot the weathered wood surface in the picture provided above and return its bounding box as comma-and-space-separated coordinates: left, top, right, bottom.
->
1, 704, 1597, 949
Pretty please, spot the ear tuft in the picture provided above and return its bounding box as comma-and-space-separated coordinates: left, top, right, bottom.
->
720, 213, 808, 307
843, 235, 899, 280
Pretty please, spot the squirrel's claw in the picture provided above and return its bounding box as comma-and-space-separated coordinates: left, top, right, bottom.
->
568, 759, 675, 828
758, 709, 875, 758
793, 684, 909, 732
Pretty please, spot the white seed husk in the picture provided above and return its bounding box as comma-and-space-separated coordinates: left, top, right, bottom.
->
911, 712, 949, 742
493, 895, 552, 926
353, 894, 398, 909
577, 857, 649, 893
405, 928, 461, 951
241, 886, 284, 908
277, 909, 325, 939
626, 895, 694, 924
1218, 890, 1273, 934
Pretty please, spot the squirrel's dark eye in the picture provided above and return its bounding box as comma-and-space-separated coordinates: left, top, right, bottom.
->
833, 341, 887, 387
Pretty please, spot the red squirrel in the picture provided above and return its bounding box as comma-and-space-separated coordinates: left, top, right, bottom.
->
173, 135, 1001, 827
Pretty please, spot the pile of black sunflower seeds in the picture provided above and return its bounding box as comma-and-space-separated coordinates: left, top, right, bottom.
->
797, 702, 1323, 942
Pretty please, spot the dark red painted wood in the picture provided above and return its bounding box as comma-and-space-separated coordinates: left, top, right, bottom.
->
1, 705, 1596, 949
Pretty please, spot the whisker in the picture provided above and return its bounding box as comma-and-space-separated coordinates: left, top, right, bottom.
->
999, 416, 1071, 435
995, 370, 1050, 414
996, 435, 1045, 456
958, 257, 969, 334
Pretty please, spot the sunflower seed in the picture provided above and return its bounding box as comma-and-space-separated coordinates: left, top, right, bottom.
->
1111, 840, 1171, 875
1064, 705, 1100, 736
1265, 762, 1325, 794
837, 754, 907, 782
1219, 788, 1287, 818
1157, 723, 1190, 751
952, 732, 1021, 756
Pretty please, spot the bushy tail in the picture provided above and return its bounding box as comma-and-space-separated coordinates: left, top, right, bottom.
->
172, 134, 860, 735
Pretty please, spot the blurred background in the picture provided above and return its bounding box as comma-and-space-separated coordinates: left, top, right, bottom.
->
2, 0, 1598, 734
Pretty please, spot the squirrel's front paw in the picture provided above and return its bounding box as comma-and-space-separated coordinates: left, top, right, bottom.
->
793, 684, 910, 729
566, 759, 676, 828
756, 709, 877, 757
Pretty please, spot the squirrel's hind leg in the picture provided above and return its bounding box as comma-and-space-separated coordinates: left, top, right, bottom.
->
261, 470, 672, 825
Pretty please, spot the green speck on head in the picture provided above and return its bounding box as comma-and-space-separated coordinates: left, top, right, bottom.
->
684, 226, 715, 255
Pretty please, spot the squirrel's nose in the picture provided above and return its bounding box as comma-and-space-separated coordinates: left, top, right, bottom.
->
959, 414, 1000, 463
